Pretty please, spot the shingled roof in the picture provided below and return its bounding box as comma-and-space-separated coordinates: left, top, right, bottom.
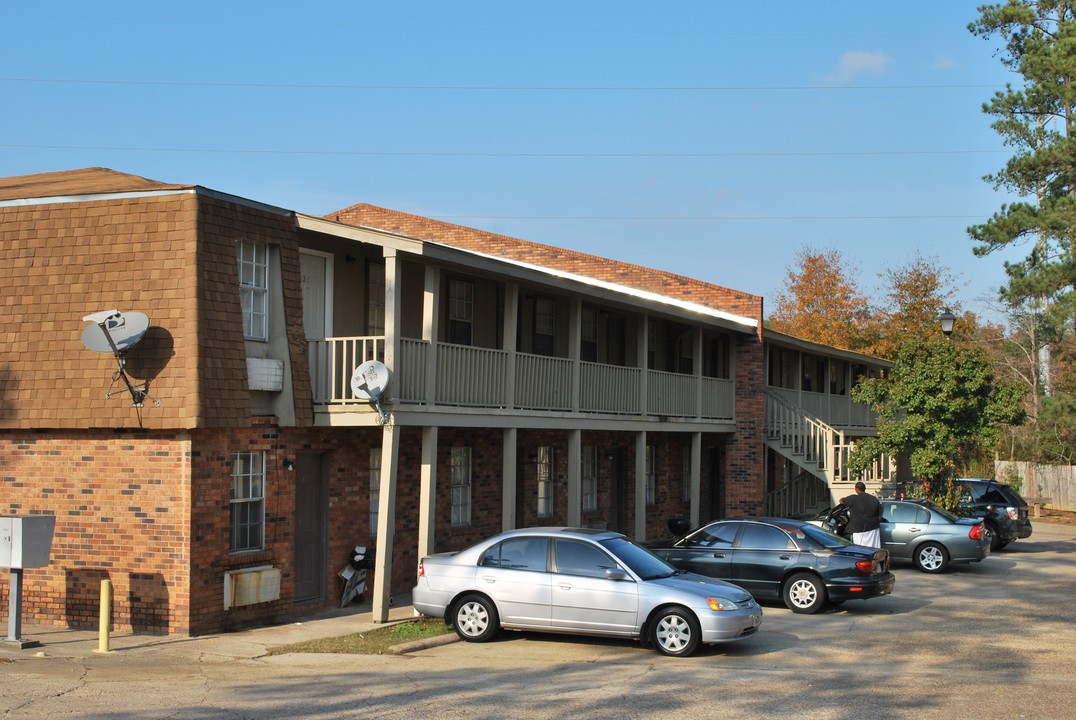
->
330, 203, 764, 327
0, 167, 192, 202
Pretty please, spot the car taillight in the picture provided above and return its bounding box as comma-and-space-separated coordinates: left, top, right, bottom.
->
417, 561, 426, 578
855, 560, 876, 573
1006, 507, 1019, 520
969, 524, 984, 540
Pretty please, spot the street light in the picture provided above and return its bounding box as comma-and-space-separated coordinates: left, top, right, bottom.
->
939, 308, 956, 337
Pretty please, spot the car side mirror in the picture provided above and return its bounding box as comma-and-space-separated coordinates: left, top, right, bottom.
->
605, 567, 629, 581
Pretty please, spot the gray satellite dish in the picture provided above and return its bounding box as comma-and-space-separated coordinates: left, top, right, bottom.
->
80, 310, 150, 353
80, 310, 157, 416
351, 360, 391, 424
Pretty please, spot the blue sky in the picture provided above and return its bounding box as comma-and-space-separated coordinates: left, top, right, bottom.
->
1, 2, 1028, 322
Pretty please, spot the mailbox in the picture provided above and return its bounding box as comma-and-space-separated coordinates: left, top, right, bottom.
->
0, 515, 56, 569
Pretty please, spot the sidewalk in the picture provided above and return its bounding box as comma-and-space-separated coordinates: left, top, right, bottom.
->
1, 595, 431, 665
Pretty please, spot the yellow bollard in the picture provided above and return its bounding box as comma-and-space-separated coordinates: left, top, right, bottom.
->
94, 579, 112, 654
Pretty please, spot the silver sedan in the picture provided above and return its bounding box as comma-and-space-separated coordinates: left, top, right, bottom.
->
413, 526, 763, 657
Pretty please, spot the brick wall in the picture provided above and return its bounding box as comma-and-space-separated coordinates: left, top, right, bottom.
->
0, 430, 192, 633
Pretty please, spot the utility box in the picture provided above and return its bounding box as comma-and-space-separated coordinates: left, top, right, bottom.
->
0, 516, 56, 569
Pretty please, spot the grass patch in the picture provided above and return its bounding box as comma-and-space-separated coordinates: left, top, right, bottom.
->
267, 617, 454, 655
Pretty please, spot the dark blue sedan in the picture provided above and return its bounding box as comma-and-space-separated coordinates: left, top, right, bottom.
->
649, 517, 895, 614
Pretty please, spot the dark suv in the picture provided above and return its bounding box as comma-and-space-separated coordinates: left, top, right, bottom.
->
954, 478, 1032, 551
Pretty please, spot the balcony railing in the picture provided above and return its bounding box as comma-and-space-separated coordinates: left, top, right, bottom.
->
310, 336, 735, 421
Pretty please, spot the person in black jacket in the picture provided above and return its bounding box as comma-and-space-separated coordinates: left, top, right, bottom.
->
840, 481, 882, 548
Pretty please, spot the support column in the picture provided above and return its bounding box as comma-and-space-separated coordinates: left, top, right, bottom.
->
502, 428, 518, 531
423, 265, 440, 406
372, 423, 400, 622
567, 429, 581, 527
690, 432, 702, 528
634, 431, 647, 541
417, 426, 438, 563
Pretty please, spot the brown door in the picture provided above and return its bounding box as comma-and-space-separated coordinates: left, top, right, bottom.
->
294, 453, 329, 603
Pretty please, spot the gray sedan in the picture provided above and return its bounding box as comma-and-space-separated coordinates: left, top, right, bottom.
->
815, 499, 990, 573
412, 526, 763, 657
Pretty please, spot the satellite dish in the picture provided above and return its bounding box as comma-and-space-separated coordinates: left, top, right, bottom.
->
80, 310, 149, 354
351, 360, 391, 424
80, 309, 158, 419
351, 360, 391, 401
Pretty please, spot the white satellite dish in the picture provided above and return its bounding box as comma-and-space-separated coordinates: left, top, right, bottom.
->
80, 309, 157, 417
80, 310, 149, 353
351, 360, 391, 424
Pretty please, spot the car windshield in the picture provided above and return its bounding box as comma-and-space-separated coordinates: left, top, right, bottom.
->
599, 536, 677, 580
798, 523, 856, 549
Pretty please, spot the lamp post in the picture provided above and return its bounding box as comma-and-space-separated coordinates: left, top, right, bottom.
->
939, 308, 956, 337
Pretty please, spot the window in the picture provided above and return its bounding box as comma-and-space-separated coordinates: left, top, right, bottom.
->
704, 334, 731, 379
686, 521, 738, 548
645, 445, 656, 505
677, 331, 694, 374
581, 306, 598, 362
769, 348, 798, 389
230, 451, 265, 552
681, 446, 692, 502
884, 502, 925, 524
369, 448, 381, 537
448, 278, 474, 345
537, 446, 554, 517
366, 261, 385, 336
451, 447, 472, 526
237, 241, 268, 340
830, 359, 849, 396
554, 539, 617, 578
480, 537, 548, 571
802, 353, 827, 393
739, 523, 794, 550
582, 446, 598, 512
534, 297, 556, 356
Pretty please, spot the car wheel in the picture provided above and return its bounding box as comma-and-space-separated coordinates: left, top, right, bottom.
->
985, 522, 1004, 552
650, 606, 701, 657
913, 542, 949, 573
452, 594, 499, 643
783, 573, 827, 614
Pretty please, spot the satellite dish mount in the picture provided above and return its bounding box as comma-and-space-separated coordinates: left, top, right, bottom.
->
81, 310, 158, 416
350, 360, 391, 425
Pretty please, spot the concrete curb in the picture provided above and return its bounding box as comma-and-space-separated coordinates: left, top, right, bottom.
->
387, 632, 459, 654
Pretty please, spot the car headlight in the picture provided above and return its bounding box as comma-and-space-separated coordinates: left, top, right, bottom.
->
706, 596, 740, 611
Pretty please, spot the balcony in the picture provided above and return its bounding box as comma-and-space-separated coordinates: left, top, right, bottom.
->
308, 336, 735, 422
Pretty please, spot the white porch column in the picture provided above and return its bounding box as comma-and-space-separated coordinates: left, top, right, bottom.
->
417, 426, 438, 563
423, 265, 440, 406
504, 283, 518, 410
502, 428, 518, 531
372, 423, 400, 623
639, 316, 650, 415
690, 432, 702, 528
634, 431, 647, 540
569, 297, 581, 412
567, 429, 581, 527
384, 250, 401, 369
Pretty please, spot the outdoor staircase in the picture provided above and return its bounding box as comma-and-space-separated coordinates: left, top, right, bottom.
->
764, 389, 894, 517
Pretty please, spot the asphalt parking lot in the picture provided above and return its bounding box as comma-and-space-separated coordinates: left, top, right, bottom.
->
2, 520, 1075, 719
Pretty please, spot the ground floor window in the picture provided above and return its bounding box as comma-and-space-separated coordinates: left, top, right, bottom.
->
582, 446, 598, 512
231, 451, 265, 552
370, 448, 381, 537
451, 447, 472, 526
537, 446, 554, 517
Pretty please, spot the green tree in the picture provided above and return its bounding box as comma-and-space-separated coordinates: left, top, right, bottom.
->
867, 253, 966, 360
967, 1, 1076, 330
849, 336, 1026, 485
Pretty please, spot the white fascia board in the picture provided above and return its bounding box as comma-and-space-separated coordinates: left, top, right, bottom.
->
0, 188, 195, 208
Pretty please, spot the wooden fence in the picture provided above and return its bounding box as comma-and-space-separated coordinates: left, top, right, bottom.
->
995, 460, 1076, 511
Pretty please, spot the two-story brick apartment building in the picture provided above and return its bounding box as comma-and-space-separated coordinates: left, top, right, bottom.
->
0, 168, 891, 635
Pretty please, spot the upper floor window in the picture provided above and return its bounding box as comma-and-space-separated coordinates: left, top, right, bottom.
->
238, 241, 268, 340
451, 447, 472, 527
704, 334, 731, 379
768, 348, 798, 390
537, 446, 554, 517
581, 306, 598, 363
802, 353, 827, 393
448, 278, 474, 346
231, 451, 265, 552
534, 297, 556, 356
830, 359, 849, 396
367, 261, 385, 336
